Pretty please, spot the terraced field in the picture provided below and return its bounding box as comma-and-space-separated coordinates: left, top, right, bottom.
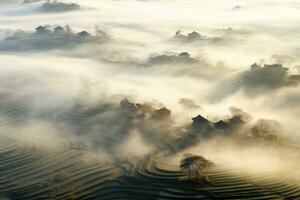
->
0, 92, 30, 127
0, 141, 300, 200
1, 92, 300, 199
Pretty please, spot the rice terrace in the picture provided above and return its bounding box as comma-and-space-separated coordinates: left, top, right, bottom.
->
1, 0, 300, 200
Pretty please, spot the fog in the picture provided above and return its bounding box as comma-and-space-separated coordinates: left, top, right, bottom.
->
1, 0, 300, 177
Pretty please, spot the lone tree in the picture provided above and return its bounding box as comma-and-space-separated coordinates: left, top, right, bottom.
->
180, 154, 214, 181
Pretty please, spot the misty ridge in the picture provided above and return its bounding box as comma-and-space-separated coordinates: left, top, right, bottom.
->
23, 0, 45, 4
0, 86, 288, 163
173, 30, 223, 43
1, 0, 82, 13
241, 63, 300, 92
38, 0, 81, 13
171, 28, 248, 46
147, 52, 198, 65
0, 25, 109, 51
23, 0, 82, 13
209, 62, 300, 102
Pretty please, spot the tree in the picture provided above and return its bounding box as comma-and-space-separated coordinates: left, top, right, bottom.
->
180, 154, 214, 181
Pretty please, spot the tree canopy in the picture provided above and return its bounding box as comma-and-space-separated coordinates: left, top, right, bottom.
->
180, 154, 214, 181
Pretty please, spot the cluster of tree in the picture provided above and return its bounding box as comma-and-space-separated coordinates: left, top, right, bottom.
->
190, 113, 246, 138
180, 154, 214, 181
34, 25, 91, 37
0, 25, 109, 51
120, 98, 172, 123
249, 119, 281, 141
147, 52, 198, 66
173, 30, 222, 43
179, 98, 201, 110
242, 63, 300, 90
23, 0, 42, 3
210, 63, 300, 102
59, 95, 284, 162
59, 97, 176, 159
183, 107, 281, 142
40, 0, 81, 13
